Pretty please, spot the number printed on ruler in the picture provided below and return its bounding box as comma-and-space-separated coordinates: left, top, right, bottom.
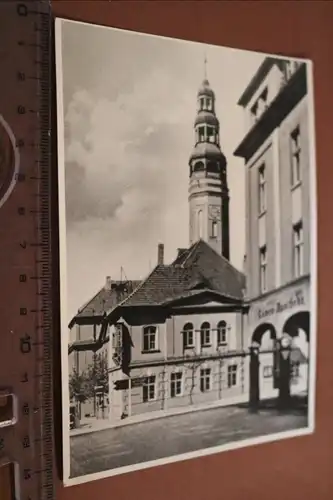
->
0, 2, 54, 500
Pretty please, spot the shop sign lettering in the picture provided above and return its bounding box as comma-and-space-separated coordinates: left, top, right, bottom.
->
257, 289, 305, 320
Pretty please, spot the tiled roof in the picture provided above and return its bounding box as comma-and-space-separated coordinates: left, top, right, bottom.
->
119, 239, 245, 308
121, 266, 193, 307
181, 240, 246, 300
69, 280, 141, 327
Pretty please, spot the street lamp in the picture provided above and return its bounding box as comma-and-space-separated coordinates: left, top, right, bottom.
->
249, 340, 260, 412
278, 334, 292, 409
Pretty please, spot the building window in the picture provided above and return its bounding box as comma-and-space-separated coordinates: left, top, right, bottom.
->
200, 322, 211, 347
200, 368, 211, 392
206, 97, 212, 110
170, 372, 183, 397
259, 245, 267, 293
291, 125, 301, 187
291, 361, 300, 380
197, 210, 203, 239
263, 366, 273, 378
227, 365, 237, 388
112, 324, 122, 348
182, 322, 194, 349
210, 219, 218, 238
142, 326, 158, 352
293, 221, 304, 278
258, 163, 266, 214
250, 101, 258, 123
142, 376, 156, 402
257, 87, 268, 114
217, 320, 227, 345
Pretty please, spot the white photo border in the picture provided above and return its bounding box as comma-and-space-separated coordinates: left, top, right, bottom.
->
55, 17, 318, 487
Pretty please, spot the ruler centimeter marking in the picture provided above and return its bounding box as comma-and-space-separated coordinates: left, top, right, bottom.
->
0, 2, 54, 500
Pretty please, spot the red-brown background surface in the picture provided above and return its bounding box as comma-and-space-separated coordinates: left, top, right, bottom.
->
52, 1, 333, 499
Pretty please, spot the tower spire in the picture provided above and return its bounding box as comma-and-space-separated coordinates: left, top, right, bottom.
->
204, 51, 207, 80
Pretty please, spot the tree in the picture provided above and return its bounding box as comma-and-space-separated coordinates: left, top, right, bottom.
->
68, 368, 90, 403
85, 351, 109, 397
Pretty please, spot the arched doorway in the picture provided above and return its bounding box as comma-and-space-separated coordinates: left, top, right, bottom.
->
282, 311, 310, 398
283, 311, 310, 340
249, 323, 277, 409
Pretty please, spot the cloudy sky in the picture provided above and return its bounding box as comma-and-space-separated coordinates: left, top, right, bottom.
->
57, 19, 265, 325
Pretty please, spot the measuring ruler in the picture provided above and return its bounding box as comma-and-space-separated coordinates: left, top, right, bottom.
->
0, 2, 54, 500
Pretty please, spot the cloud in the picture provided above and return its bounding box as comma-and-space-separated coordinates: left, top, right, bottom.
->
64, 67, 193, 230
64, 65, 194, 319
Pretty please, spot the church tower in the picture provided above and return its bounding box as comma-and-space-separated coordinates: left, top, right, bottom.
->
188, 66, 230, 260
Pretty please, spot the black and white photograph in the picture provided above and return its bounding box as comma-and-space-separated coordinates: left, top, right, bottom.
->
55, 18, 317, 486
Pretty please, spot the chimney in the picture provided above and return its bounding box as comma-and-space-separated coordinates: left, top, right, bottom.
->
105, 276, 112, 290
157, 243, 164, 265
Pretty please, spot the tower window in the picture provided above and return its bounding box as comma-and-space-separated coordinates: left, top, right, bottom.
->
197, 210, 203, 239
193, 161, 204, 173
205, 98, 212, 111
290, 125, 301, 187
293, 221, 304, 278
207, 126, 215, 143
210, 220, 218, 238
259, 245, 267, 293
258, 163, 266, 215
207, 161, 219, 173
198, 126, 205, 142
199, 97, 205, 111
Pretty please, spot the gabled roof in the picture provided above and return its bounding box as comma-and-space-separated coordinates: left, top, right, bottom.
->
68, 280, 141, 328
109, 239, 245, 310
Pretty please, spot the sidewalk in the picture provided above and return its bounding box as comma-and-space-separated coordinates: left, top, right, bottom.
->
70, 394, 249, 437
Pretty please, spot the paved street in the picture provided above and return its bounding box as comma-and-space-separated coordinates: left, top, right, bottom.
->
70, 402, 307, 478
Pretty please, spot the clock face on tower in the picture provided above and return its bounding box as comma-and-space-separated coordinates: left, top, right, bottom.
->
208, 205, 221, 221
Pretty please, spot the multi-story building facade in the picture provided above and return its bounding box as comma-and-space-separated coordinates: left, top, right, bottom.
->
68, 75, 249, 425
234, 57, 311, 401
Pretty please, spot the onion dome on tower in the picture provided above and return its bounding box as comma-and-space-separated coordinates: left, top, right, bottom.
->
189, 77, 226, 175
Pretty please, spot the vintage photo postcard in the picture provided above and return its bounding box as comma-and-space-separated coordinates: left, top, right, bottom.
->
55, 18, 317, 486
